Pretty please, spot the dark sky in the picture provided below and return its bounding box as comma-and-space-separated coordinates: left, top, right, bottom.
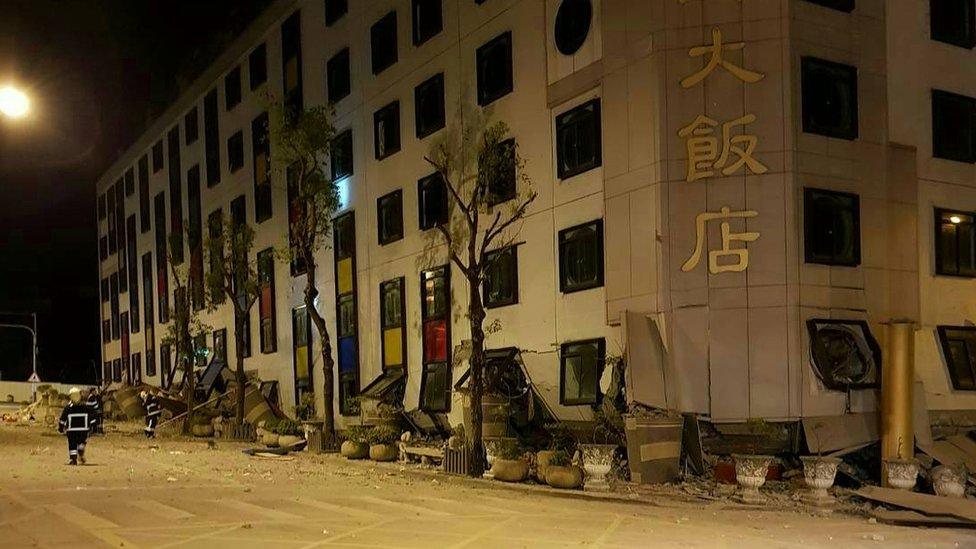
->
0, 0, 270, 383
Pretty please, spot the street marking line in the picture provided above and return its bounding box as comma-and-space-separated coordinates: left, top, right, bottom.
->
448, 514, 520, 548
44, 503, 136, 548
355, 495, 452, 517
413, 496, 517, 516
132, 499, 195, 520
296, 497, 382, 520
297, 517, 399, 549
219, 498, 304, 521
154, 524, 242, 549
591, 513, 626, 547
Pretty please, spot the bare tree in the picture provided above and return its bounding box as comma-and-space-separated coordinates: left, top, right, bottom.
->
269, 103, 341, 439
205, 215, 260, 426
423, 107, 536, 476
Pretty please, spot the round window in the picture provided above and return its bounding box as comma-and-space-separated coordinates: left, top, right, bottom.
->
554, 0, 592, 56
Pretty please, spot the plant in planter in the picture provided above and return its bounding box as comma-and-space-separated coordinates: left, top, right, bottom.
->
546, 449, 584, 489
261, 418, 281, 447
295, 394, 325, 452
536, 423, 575, 482
276, 419, 306, 449
579, 408, 624, 492
732, 418, 776, 504
367, 425, 400, 462
931, 463, 968, 498
341, 426, 370, 459
799, 421, 841, 506
490, 438, 529, 482
884, 436, 918, 491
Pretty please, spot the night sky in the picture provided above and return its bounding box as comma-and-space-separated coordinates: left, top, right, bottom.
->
0, 0, 271, 383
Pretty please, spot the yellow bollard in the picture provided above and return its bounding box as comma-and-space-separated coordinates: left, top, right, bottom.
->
881, 321, 916, 486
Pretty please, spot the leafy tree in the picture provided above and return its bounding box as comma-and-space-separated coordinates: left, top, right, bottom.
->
423, 106, 536, 476
205, 214, 260, 426
269, 103, 341, 438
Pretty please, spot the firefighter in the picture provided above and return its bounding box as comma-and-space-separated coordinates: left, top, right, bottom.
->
86, 387, 104, 435
141, 390, 161, 438
58, 387, 95, 465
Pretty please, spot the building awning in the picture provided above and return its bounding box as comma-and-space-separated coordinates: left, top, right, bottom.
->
453, 347, 519, 390
361, 367, 406, 399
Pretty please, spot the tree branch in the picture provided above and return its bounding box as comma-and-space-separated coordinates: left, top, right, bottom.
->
482, 193, 536, 254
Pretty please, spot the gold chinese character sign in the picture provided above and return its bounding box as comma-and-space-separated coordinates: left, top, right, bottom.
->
681, 28, 764, 88
678, 114, 768, 182
681, 206, 760, 274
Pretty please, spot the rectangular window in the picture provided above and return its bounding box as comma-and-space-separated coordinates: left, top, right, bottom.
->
801, 57, 858, 140
560, 339, 604, 405
98, 193, 107, 221
373, 101, 401, 160
101, 277, 109, 303
377, 189, 404, 245
938, 326, 976, 390
327, 48, 351, 104
113, 358, 122, 383
325, 0, 347, 26
127, 215, 140, 332
414, 73, 445, 139
167, 126, 184, 264
484, 245, 518, 308
483, 138, 516, 205
154, 192, 170, 323
102, 322, 111, 344
380, 277, 406, 370
152, 140, 164, 173
107, 185, 117, 255
121, 313, 130, 369
253, 113, 272, 222
282, 11, 304, 111
556, 98, 602, 179
412, 0, 442, 45
258, 248, 277, 353
286, 163, 306, 276
559, 219, 604, 293
932, 89, 976, 163
228, 130, 244, 173
232, 196, 252, 358
477, 31, 513, 106
334, 212, 359, 415
193, 330, 208, 368
420, 266, 450, 412
187, 165, 204, 310
249, 43, 267, 90
371, 11, 398, 75
292, 307, 312, 402
110, 273, 120, 340
184, 107, 199, 145
225, 66, 242, 110
420, 362, 451, 412
932, 0, 976, 48
936, 208, 976, 276
99, 236, 108, 261
116, 182, 128, 291
138, 155, 150, 233
146, 346, 156, 377
418, 172, 448, 230
213, 328, 227, 362
331, 129, 353, 180
204, 89, 221, 187
804, 188, 861, 266
124, 168, 135, 197
160, 344, 172, 389
131, 353, 142, 385
142, 252, 155, 377
208, 208, 223, 278
803, 0, 855, 11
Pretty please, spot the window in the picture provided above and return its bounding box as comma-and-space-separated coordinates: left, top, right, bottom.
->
414, 73, 445, 139
931, 0, 976, 48
293, 307, 312, 402
213, 328, 227, 362
804, 188, 860, 266
208, 209, 222, 277
108, 186, 117, 254
380, 278, 406, 370
331, 129, 353, 180
160, 344, 172, 389
102, 322, 110, 343
334, 212, 359, 415
932, 89, 976, 163
555, 0, 593, 55
98, 193, 107, 221
204, 89, 221, 187
338, 294, 356, 337
559, 220, 604, 293
481, 138, 516, 205
412, 0, 442, 46
801, 57, 858, 140
484, 245, 518, 308
258, 248, 277, 353
187, 166, 204, 311
167, 126, 184, 265
124, 168, 135, 197
252, 112, 272, 223
142, 252, 155, 370
101, 278, 109, 303
193, 333, 208, 366
227, 131, 245, 173
152, 140, 164, 173
146, 348, 156, 377
806, 319, 881, 391
477, 31, 513, 106
231, 195, 251, 359
420, 362, 451, 412
184, 107, 199, 144
373, 101, 401, 160
421, 266, 450, 405
99, 236, 108, 261
418, 172, 448, 230
131, 353, 142, 385
154, 192, 169, 323
325, 0, 347, 26
371, 11, 398, 74
803, 0, 855, 11
556, 98, 602, 179
560, 339, 604, 405
127, 215, 140, 332
938, 326, 976, 390
138, 155, 150, 233
249, 43, 267, 90
327, 48, 351, 103
282, 11, 304, 111
225, 66, 242, 110
936, 208, 976, 276
113, 359, 122, 383
377, 190, 403, 244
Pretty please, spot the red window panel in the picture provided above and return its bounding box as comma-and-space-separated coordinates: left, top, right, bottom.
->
423, 319, 447, 363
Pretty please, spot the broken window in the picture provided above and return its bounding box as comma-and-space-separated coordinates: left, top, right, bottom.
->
937, 326, 976, 390
561, 339, 603, 405
421, 266, 450, 409
806, 319, 881, 391
420, 362, 451, 412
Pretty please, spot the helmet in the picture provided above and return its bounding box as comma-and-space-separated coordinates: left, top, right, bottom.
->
140, 391, 148, 400
68, 387, 82, 404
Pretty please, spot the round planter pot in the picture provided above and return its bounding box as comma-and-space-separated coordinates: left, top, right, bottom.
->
278, 435, 304, 448
536, 450, 556, 482
369, 444, 397, 462
932, 464, 967, 498
732, 454, 773, 504
262, 432, 280, 447
580, 444, 617, 492
546, 465, 584, 489
884, 458, 919, 491
191, 424, 214, 438
799, 456, 841, 506
484, 437, 516, 471
491, 459, 529, 482
340, 440, 369, 459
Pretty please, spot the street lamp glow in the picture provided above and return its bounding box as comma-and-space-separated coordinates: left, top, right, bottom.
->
0, 86, 29, 118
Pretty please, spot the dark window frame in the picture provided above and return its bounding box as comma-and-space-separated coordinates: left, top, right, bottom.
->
292, 306, 313, 403
331, 128, 354, 180
412, 0, 443, 46
554, 0, 593, 56
227, 130, 245, 173
476, 31, 513, 107
935, 207, 976, 277
249, 43, 268, 90
803, 187, 861, 266
932, 89, 976, 163
325, 0, 348, 26
558, 219, 605, 293
225, 66, 242, 110
327, 47, 351, 104
559, 338, 605, 406
483, 245, 519, 309
371, 11, 399, 75
258, 247, 278, 354
801, 56, 859, 141
414, 72, 445, 139
556, 98, 602, 179
152, 140, 164, 173
937, 325, 976, 391
418, 172, 448, 230
931, 0, 976, 49
184, 107, 199, 145
373, 100, 402, 160
419, 265, 451, 413
377, 189, 404, 245
802, 0, 855, 11
380, 277, 407, 371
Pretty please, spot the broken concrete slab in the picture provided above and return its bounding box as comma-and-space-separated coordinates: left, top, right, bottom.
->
802, 413, 878, 455
857, 485, 976, 523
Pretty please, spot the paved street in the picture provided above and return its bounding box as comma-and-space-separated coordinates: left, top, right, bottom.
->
1, 425, 974, 548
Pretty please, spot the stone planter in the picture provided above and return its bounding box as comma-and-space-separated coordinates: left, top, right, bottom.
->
733, 454, 773, 504
340, 440, 369, 459
884, 458, 919, 491
370, 443, 397, 462
484, 437, 516, 471
278, 435, 304, 448
536, 450, 556, 482
191, 424, 214, 438
932, 464, 967, 498
546, 465, 584, 489
261, 432, 280, 447
800, 456, 841, 506
491, 459, 529, 482
580, 444, 617, 492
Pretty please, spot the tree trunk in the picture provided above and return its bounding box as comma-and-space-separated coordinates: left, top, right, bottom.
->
304, 259, 337, 440
181, 321, 195, 435
467, 278, 487, 477
234, 309, 247, 426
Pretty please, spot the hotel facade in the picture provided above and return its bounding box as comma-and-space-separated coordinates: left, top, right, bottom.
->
95, 0, 976, 430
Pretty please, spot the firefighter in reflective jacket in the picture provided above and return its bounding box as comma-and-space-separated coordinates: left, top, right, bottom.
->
58, 387, 95, 465
86, 387, 104, 435
141, 391, 161, 438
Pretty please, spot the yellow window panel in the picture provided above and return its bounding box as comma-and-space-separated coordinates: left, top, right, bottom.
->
337, 258, 353, 294
295, 346, 309, 380
255, 154, 268, 185
383, 327, 402, 367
